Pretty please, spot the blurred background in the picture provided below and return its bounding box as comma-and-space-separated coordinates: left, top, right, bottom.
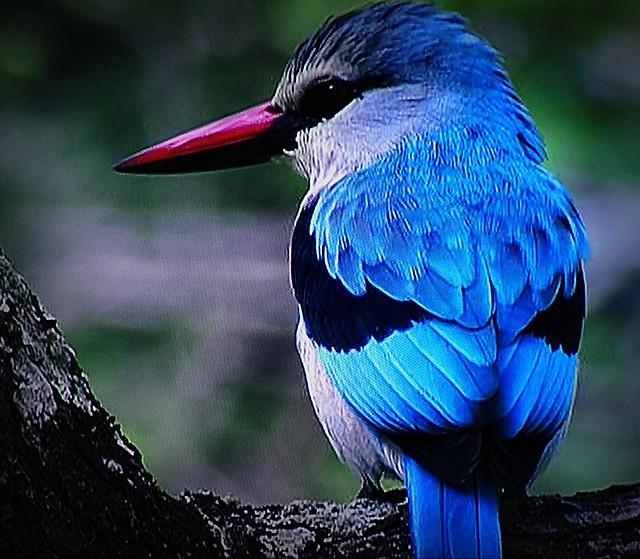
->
1, 0, 639, 505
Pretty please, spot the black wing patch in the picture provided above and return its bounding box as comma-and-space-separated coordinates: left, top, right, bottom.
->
523, 267, 586, 355
290, 198, 430, 352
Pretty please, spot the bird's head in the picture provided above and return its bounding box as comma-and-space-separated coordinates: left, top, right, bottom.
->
115, 1, 543, 191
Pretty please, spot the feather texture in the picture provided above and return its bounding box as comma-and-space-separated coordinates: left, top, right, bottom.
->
308, 134, 587, 338
283, 4, 589, 558
405, 455, 501, 559
290, 127, 587, 557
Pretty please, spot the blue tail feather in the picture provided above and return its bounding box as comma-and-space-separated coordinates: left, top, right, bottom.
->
405, 455, 501, 559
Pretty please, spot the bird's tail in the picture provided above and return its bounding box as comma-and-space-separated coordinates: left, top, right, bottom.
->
404, 455, 501, 559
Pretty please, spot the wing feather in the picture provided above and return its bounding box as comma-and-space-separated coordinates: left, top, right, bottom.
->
317, 320, 499, 436
298, 137, 587, 485
496, 334, 576, 438
310, 148, 587, 335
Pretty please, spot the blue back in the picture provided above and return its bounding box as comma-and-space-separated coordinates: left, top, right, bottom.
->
307, 128, 586, 336
285, 3, 589, 557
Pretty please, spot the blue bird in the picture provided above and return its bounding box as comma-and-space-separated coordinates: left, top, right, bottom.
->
115, 2, 588, 557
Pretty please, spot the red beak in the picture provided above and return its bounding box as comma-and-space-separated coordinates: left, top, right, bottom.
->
114, 102, 297, 174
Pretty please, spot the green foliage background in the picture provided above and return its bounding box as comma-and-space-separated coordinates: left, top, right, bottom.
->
1, 0, 639, 504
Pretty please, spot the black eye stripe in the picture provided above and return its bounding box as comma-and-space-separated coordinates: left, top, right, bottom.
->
296, 78, 361, 121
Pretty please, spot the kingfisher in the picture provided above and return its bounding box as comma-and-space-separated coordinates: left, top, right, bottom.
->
114, 2, 588, 557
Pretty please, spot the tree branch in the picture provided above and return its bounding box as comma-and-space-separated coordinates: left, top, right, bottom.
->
1, 247, 638, 558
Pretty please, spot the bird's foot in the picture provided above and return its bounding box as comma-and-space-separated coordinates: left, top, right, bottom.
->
356, 478, 407, 504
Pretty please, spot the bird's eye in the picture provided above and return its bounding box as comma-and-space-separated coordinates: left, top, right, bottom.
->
297, 78, 360, 121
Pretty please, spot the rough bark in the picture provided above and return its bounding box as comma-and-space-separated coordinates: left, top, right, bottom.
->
0, 247, 638, 558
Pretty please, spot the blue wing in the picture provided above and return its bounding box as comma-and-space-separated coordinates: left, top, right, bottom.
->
291, 135, 588, 485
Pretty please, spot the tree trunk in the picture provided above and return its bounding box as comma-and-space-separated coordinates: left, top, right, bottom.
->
0, 248, 638, 558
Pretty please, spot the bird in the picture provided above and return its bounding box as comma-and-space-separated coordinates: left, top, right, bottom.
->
114, 2, 588, 558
